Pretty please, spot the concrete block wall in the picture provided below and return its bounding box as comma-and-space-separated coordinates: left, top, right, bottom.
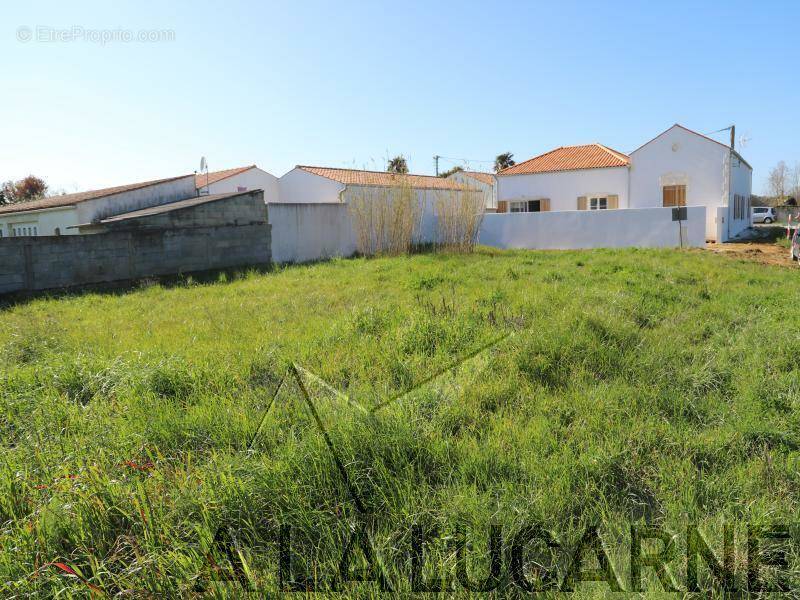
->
0, 223, 271, 295
113, 193, 267, 230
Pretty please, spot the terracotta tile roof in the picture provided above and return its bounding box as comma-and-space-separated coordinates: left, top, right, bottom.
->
195, 165, 256, 189
499, 144, 630, 175
298, 166, 472, 190
459, 171, 496, 185
0, 174, 194, 215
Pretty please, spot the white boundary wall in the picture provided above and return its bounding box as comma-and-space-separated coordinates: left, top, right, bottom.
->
478, 206, 706, 250
268, 203, 356, 264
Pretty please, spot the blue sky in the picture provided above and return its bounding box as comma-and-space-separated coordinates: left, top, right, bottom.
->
2, 0, 797, 194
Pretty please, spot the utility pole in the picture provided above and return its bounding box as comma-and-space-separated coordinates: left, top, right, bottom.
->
730, 124, 735, 150
433, 155, 440, 176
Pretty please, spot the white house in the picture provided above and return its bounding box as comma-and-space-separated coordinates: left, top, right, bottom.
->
496, 144, 630, 213
447, 171, 497, 210
0, 174, 196, 237
629, 125, 752, 241
497, 124, 752, 242
196, 165, 279, 202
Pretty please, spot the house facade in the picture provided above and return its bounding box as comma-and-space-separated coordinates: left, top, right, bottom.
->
496, 124, 752, 242
196, 165, 279, 202
497, 144, 630, 213
628, 125, 752, 241
0, 175, 196, 237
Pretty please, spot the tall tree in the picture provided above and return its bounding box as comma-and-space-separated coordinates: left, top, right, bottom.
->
768, 161, 788, 202
494, 152, 515, 173
387, 155, 409, 174
1, 175, 48, 204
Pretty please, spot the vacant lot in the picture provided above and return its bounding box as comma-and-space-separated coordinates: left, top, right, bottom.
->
1, 248, 799, 595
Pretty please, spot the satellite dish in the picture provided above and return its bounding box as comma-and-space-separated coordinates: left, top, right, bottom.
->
200, 156, 207, 172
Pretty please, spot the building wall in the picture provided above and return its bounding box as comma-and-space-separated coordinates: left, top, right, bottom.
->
198, 168, 280, 202
278, 168, 345, 203
0, 175, 197, 237
0, 190, 270, 294
0, 207, 80, 238
77, 175, 197, 223
479, 206, 706, 250
96, 191, 267, 232
269, 203, 356, 264
629, 126, 729, 241
497, 167, 630, 211
728, 155, 753, 239
447, 172, 496, 209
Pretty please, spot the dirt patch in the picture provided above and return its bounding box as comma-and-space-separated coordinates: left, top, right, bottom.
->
706, 241, 794, 267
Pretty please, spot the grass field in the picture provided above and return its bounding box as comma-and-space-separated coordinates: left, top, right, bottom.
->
2, 247, 800, 596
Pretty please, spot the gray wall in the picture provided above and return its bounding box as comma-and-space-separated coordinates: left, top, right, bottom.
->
0, 192, 271, 295
94, 192, 267, 232
78, 175, 198, 223
268, 202, 357, 264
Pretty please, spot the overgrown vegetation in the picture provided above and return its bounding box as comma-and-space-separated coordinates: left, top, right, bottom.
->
347, 181, 422, 255
1, 248, 800, 595
434, 188, 485, 252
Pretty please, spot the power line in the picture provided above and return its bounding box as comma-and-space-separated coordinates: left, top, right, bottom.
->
436, 155, 495, 164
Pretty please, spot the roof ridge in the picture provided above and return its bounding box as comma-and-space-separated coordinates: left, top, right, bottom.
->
498, 146, 565, 174
298, 165, 442, 180
594, 143, 630, 161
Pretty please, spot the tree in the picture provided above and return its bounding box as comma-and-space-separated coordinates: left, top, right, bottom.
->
494, 152, 515, 173
438, 165, 464, 178
768, 161, 788, 202
789, 162, 800, 200
1, 175, 48, 204
387, 155, 409, 174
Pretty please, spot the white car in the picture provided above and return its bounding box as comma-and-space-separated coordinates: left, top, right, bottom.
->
751, 206, 776, 224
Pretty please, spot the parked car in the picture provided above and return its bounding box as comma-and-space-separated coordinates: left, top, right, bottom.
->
752, 206, 776, 224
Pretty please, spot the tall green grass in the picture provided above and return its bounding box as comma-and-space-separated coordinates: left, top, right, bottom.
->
1, 248, 799, 595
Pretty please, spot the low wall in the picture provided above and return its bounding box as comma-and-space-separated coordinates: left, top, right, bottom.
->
268, 203, 357, 264
0, 223, 271, 295
478, 206, 706, 250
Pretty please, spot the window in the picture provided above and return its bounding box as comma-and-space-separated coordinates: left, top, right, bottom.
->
511, 200, 542, 212
237, 186, 247, 192
663, 185, 686, 207
733, 194, 749, 220
589, 197, 608, 210
11, 223, 37, 237
511, 199, 542, 212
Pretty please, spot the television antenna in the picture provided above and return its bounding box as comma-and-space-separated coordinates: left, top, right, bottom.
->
738, 132, 751, 149
199, 156, 209, 195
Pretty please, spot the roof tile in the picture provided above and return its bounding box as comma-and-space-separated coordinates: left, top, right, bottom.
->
499, 144, 629, 175
298, 166, 472, 190
195, 165, 256, 189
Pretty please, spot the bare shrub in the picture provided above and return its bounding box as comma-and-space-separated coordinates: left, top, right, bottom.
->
347, 178, 422, 256
434, 188, 486, 252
